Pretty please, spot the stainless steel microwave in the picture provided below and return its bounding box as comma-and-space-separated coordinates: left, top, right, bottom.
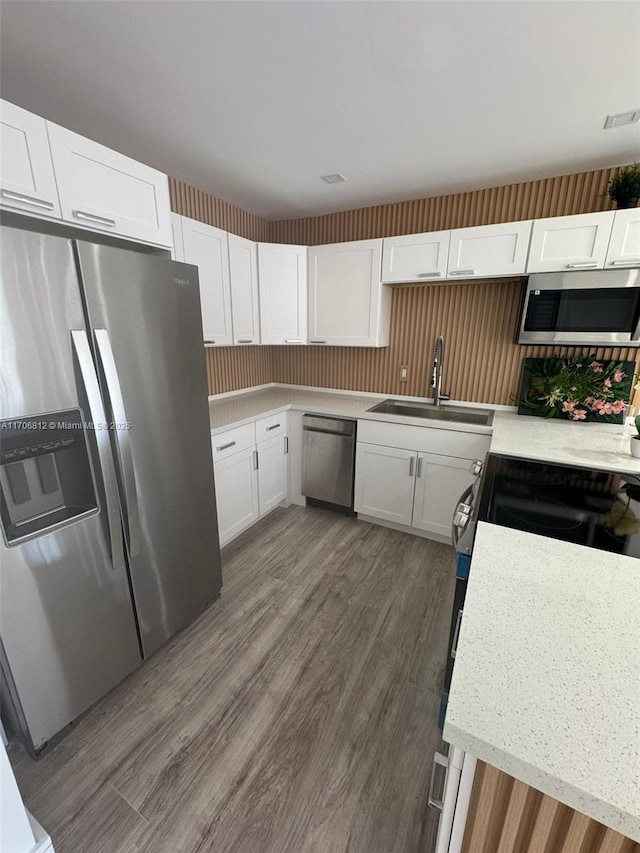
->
518, 269, 640, 346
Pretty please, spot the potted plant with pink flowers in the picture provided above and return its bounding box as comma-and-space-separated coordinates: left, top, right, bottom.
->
517, 355, 634, 423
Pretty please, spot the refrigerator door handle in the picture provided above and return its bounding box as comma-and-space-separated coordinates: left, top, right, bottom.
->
71, 329, 125, 570
94, 328, 141, 557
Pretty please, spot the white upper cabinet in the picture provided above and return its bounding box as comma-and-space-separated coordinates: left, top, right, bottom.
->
258, 243, 308, 345
170, 212, 185, 261
46, 122, 172, 247
0, 100, 61, 219
381, 230, 451, 283
228, 234, 261, 344
308, 239, 389, 347
180, 217, 233, 346
447, 220, 533, 279
605, 209, 640, 268
526, 211, 615, 273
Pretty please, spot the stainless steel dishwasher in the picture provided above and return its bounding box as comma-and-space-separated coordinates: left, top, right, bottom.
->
302, 414, 356, 512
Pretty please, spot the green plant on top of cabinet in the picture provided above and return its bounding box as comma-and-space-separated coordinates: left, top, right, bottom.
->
0, 100, 61, 220
172, 214, 233, 346
526, 211, 615, 273
258, 243, 308, 345
308, 239, 390, 346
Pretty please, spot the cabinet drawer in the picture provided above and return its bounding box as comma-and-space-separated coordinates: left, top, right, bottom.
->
358, 419, 491, 460
255, 412, 287, 443
211, 422, 256, 461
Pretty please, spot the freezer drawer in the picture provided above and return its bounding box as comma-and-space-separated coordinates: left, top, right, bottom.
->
302, 415, 356, 509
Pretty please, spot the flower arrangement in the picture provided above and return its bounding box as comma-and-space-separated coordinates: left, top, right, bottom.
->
517, 355, 634, 423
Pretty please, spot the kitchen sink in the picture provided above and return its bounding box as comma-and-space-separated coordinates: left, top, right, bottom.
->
366, 399, 494, 426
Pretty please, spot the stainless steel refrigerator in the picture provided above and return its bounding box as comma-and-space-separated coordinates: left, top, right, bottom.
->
0, 224, 222, 754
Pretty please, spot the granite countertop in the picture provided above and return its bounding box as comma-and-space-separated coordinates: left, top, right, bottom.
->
444, 522, 640, 842
208, 385, 640, 475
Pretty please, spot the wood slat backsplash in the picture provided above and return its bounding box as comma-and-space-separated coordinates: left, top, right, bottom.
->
169, 177, 269, 241
462, 761, 639, 853
269, 166, 619, 245
170, 167, 638, 401
271, 280, 639, 405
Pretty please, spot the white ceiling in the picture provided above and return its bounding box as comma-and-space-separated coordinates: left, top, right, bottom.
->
1, 1, 639, 220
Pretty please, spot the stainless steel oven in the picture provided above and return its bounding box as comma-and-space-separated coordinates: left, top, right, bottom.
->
518, 268, 640, 346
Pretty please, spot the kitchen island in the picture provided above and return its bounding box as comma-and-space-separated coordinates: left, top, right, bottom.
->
444, 521, 640, 843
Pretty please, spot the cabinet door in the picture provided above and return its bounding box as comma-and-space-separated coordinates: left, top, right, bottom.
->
258, 243, 308, 345
526, 211, 615, 273
605, 209, 640, 268
448, 221, 533, 280
412, 453, 475, 539
354, 442, 416, 525
308, 239, 389, 347
170, 213, 185, 262
0, 100, 61, 219
46, 121, 172, 247
213, 446, 259, 546
257, 434, 288, 516
228, 233, 261, 344
181, 217, 233, 346
381, 230, 451, 284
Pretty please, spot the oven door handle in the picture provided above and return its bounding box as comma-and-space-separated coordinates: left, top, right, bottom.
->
452, 484, 474, 548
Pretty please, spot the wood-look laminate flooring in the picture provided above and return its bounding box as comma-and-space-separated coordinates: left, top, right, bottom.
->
9, 505, 456, 853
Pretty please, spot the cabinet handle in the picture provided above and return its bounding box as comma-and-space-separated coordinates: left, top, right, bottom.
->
416, 271, 442, 278
216, 440, 236, 451
253, 449, 259, 470
285, 339, 305, 344
566, 262, 598, 269
451, 609, 463, 659
266, 423, 281, 431
310, 339, 328, 344
236, 338, 253, 344
73, 210, 117, 227
284, 436, 289, 454
427, 752, 449, 812
204, 340, 216, 345
416, 457, 423, 478
409, 456, 415, 477
611, 259, 640, 266
0, 189, 55, 210
449, 269, 475, 276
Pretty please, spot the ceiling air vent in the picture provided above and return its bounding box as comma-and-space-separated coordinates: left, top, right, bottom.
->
604, 110, 640, 129
321, 173, 346, 184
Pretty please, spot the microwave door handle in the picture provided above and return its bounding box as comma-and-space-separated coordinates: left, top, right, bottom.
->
94, 328, 141, 557
71, 330, 125, 570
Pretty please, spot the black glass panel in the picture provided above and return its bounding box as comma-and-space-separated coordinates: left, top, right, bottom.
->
525, 287, 640, 333
0, 409, 98, 544
478, 454, 640, 556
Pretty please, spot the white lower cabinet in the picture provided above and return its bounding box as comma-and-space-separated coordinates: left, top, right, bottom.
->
355, 443, 416, 525
257, 433, 288, 516
355, 420, 491, 541
412, 454, 476, 538
214, 446, 260, 546
213, 415, 289, 546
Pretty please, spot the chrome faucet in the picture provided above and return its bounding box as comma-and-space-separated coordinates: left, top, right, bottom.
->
431, 335, 450, 406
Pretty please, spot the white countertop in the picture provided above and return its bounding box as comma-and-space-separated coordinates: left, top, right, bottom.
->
208, 385, 640, 475
444, 522, 640, 842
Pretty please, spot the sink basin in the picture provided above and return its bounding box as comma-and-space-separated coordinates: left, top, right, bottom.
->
366, 399, 494, 426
